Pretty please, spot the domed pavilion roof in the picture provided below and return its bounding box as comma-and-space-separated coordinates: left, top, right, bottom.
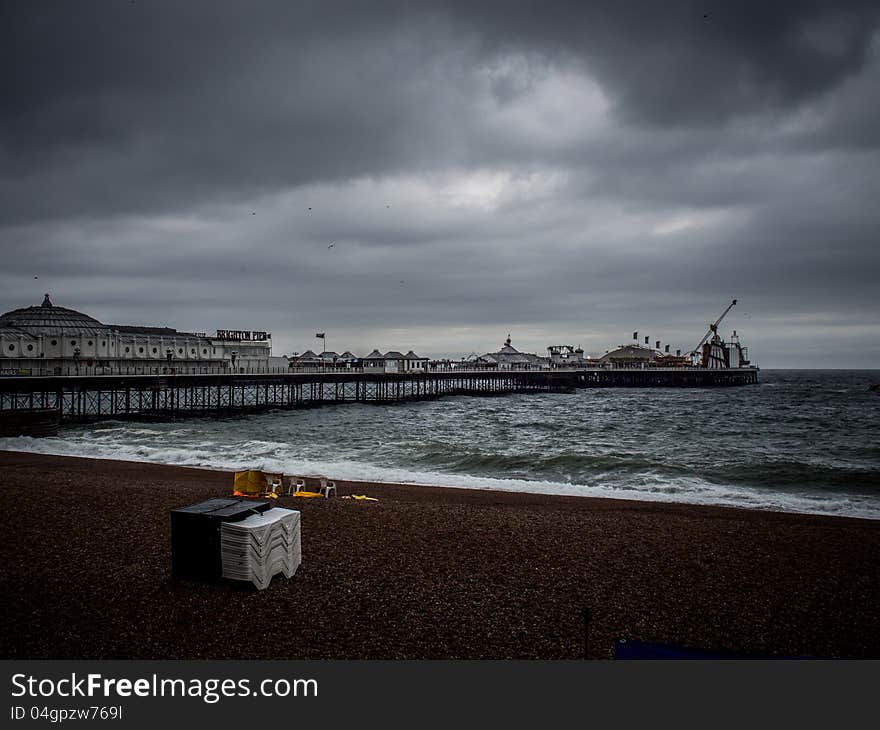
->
598, 344, 659, 363
0, 295, 110, 336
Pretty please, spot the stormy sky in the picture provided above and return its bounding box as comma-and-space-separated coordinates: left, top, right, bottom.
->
2, 1, 879, 367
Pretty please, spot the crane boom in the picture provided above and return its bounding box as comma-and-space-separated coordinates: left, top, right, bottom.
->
688, 299, 737, 356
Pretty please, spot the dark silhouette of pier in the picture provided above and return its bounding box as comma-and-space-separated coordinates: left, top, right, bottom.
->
0, 367, 758, 427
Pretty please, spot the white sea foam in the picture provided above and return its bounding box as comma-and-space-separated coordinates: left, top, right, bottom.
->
2, 433, 878, 520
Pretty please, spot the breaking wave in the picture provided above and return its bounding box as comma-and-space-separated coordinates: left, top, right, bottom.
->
2, 370, 878, 519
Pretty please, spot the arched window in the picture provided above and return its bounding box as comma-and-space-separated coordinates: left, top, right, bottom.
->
87, 340, 93, 346
27, 344, 34, 352
138, 347, 144, 354
50, 339, 57, 346
7, 344, 14, 351
152, 347, 158, 354
125, 347, 131, 353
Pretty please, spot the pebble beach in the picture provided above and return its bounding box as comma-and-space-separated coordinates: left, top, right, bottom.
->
1, 449, 878, 660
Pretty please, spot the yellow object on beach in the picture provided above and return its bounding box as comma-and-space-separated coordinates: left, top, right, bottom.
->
232, 469, 265, 496
292, 490, 324, 499
233, 469, 284, 498
342, 494, 379, 502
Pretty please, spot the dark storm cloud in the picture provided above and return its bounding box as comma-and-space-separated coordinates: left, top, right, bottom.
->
4, 1, 879, 222
467, 0, 880, 125
2, 1, 879, 366
2, 0, 462, 222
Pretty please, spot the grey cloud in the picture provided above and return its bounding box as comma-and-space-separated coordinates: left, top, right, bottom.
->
453, 1, 880, 123
5, 2, 880, 222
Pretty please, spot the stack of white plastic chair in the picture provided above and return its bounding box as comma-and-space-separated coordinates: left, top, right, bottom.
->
220, 507, 301, 589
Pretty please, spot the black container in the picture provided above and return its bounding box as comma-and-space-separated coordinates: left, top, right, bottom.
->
170, 498, 270, 581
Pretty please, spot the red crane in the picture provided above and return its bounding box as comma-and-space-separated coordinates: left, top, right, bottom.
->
687, 299, 737, 359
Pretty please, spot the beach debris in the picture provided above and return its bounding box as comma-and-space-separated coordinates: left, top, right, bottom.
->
342, 494, 379, 502
234, 490, 278, 500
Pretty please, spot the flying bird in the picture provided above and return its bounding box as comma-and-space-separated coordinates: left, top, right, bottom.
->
328, 243, 335, 248
34, 276, 38, 279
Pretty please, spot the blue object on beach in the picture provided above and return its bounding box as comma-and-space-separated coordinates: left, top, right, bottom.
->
613, 639, 815, 660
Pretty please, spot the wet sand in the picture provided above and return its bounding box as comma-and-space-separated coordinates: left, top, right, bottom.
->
1, 449, 878, 659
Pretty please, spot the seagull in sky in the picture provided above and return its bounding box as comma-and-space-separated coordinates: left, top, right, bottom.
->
328, 243, 335, 249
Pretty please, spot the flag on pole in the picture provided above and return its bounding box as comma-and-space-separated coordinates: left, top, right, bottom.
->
316, 332, 325, 339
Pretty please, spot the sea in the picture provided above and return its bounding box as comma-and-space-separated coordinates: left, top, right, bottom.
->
2, 370, 878, 519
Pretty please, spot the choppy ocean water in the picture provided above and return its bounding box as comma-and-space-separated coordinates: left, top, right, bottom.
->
2, 370, 879, 519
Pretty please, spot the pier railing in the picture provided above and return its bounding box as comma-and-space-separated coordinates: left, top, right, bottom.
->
2, 362, 754, 377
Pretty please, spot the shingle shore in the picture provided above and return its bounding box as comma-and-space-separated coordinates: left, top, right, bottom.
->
1, 450, 877, 659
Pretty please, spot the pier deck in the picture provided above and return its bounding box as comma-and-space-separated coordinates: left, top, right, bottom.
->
0, 367, 758, 425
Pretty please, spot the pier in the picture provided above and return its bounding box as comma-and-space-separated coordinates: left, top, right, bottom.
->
0, 367, 758, 426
